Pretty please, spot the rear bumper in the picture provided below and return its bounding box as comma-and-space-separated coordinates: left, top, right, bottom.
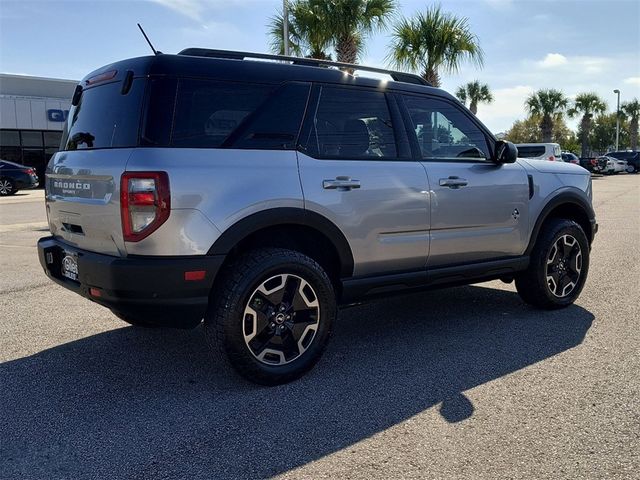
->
15, 174, 39, 190
37, 236, 224, 325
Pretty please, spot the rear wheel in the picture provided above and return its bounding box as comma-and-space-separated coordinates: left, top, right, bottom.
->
0, 178, 17, 196
626, 164, 636, 173
205, 248, 335, 385
516, 219, 589, 309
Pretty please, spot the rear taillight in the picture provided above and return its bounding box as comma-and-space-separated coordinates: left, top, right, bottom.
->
23, 168, 35, 175
120, 172, 170, 242
549, 156, 555, 161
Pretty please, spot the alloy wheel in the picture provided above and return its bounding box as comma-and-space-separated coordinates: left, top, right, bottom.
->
546, 234, 582, 298
243, 273, 320, 365
0, 179, 13, 195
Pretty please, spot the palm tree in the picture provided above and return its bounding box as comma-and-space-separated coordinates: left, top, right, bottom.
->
567, 93, 607, 157
387, 5, 483, 87
268, 1, 332, 59
455, 80, 493, 115
268, 0, 396, 64
320, 0, 397, 64
621, 98, 640, 150
525, 89, 569, 143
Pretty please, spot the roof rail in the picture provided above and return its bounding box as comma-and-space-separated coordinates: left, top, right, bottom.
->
177, 48, 432, 87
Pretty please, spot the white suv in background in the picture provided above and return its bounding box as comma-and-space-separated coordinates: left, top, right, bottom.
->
516, 143, 562, 161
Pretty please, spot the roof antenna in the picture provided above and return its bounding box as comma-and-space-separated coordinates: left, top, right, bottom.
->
137, 23, 161, 55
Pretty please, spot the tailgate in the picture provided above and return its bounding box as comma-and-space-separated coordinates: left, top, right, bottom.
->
46, 149, 133, 256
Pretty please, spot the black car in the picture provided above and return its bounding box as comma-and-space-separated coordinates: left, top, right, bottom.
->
561, 152, 580, 164
0, 159, 40, 196
579, 157, 600, 172
606, 151, 639, 173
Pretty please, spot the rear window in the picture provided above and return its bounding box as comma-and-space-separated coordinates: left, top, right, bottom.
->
62, 79, 145, 151
172, 79, 273, 148
170, 79, 309, 150
608, 151, 637, 160
517, 146, 546, 158
61, 76, 310, 151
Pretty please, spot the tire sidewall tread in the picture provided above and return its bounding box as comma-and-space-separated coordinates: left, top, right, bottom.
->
516, 218, 590, 310
204, 248, 336, 386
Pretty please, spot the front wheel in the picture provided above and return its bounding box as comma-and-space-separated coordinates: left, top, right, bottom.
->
626, 164, 636, 173
515, 219, 589, 309
205, 248, 336, 385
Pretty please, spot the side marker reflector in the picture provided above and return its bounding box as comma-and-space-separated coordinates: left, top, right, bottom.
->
184, 270, 206, 281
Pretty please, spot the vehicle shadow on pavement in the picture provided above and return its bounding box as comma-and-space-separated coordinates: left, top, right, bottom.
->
0, 285, 593, 479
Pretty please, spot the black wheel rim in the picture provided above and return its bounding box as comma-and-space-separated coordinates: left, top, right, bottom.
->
0, 180, 12, 195
546, 234, 582, 298
243, 273, 320, 365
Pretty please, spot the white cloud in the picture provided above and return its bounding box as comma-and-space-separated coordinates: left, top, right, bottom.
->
537, 53, 568, 68
179, 20, 256, 52
530, 54, 610, 75
148, 0, 264, 21
483, 0, 514, 9
624, 77, 640, 86
150, 0, 208, 21
474, 85, 534, 131
576, 56, 608, 74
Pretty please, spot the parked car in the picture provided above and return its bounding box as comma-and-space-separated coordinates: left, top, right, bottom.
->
595, 156, 609, 173
515, 143, 562, 161
598, 155, 627, 174
579, 157, 602, 173
37, 49, 597, 385
605, 150, 639, 173
561, 152, 580, 164
0, 159, 40, 196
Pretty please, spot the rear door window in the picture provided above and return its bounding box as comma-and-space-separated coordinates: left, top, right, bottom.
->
306, 86, 399, 159
62, 79, 145, 150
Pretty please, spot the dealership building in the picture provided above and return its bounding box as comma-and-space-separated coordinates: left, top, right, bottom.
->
0, 74, 77, 181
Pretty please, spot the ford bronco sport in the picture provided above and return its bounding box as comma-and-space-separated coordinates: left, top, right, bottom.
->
38, 49, 597, 385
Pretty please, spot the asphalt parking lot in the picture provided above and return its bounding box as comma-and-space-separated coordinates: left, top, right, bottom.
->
1, 175, 638, 480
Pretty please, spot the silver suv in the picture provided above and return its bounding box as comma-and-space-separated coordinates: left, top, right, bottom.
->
38, 49, 597, 385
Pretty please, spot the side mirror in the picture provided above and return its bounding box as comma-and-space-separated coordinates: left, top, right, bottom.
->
494, 140, 518, 164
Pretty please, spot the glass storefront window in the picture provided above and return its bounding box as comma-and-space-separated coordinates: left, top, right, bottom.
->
44, 131, 62, 148
21, 131, 44, 147
0, 130, 20, 146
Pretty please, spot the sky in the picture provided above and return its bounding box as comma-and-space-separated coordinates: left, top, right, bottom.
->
1, 0, 639, 133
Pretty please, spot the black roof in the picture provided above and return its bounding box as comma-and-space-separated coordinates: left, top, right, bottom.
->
81, 49, 455, 101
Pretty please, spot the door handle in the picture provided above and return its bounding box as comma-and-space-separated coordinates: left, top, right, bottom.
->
323, 177, 361, 190
439, 176, 468, 188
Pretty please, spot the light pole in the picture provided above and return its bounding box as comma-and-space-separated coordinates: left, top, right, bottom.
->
283, 0, 290, 56
614, 89, 620, 151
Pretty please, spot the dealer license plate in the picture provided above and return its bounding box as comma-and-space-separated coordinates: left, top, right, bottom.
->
61, 251, 79, 281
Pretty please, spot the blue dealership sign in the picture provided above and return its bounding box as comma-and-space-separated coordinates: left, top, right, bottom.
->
47, 109, 69, 122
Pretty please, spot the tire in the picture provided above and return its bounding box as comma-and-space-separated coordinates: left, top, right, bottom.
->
0, 178, 17, 196
204, 248, 336, 385
626, 164, 636, 173
515, 218, 589, 310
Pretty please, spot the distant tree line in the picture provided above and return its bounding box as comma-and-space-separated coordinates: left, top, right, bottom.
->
506, 91, 639, 156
